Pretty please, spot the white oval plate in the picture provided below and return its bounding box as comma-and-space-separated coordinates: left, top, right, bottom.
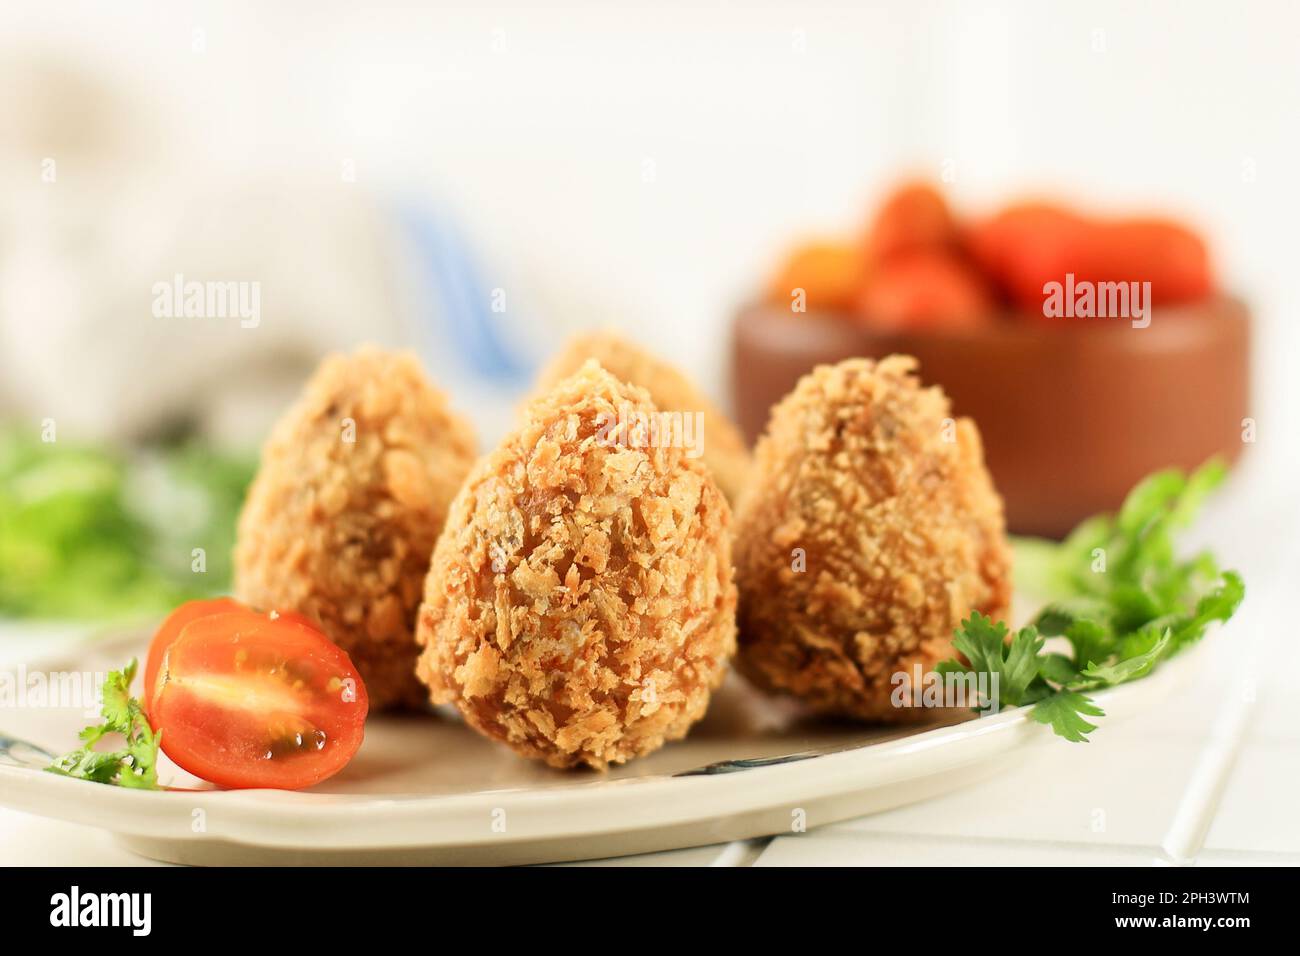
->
0, 629, 1197, 865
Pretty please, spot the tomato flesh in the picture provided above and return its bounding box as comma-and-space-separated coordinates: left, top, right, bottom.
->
143, 597, 242, 712
152, 609, 369, 790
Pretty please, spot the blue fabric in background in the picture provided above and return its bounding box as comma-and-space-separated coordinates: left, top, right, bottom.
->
394, 202, 537, 384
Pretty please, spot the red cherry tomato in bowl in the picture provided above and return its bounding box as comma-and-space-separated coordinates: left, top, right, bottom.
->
152, 608, 369, 790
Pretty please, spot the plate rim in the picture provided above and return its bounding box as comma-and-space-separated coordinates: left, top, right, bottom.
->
0, 648, 1195, 852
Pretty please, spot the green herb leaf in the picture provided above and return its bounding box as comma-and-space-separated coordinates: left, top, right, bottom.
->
0, 428, 254, 620
47, 658, 161, 789
1031, 692, 1105, 743
1082, 629, 1171, 686
936, 614, 1051, 710
1038, 653, 1080, 686
934, 460, 1244, 743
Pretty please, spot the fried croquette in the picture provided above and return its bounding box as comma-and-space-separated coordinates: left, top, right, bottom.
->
733, 355, 1011, 721
235, 347, 477, 710
416, 360, 737, 769
534, 331, 752, 507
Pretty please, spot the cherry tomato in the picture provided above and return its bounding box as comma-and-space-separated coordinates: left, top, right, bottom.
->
143, 597, 242, 712
767, 241, 868, 313
966, 204, 1211, 311
855, 250, 995, 330
867, 181, 957, 262
1076, 219, 1212, 305
965, 202, 1087, 310
152, 609, 369, 790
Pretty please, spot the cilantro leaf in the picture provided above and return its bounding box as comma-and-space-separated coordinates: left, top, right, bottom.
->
1001, 626, 1048, 705
934, 460, 1244, 743
1169, 570, 1245, 649
98, 660, 138, 729
1031, 692, 1105, 743
936, 614, 1049, 710
1038, 653, 1080, 686
1082, 629, 1171, 686
47, 658, 161, 789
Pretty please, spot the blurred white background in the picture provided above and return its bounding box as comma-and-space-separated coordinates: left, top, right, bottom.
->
1, 0, 1295, 475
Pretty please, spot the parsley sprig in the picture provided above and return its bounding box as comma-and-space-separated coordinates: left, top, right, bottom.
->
46, 658, 162, 788
936, 460, 1245, 742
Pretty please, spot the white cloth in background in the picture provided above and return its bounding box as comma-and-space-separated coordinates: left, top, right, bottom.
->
0, 55, 542, 452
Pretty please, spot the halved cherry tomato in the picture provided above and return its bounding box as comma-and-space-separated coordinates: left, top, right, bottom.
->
143, 597, 242, 712
152, 609, 369, 790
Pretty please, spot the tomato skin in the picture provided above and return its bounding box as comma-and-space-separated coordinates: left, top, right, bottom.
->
855, 250, 995, 330
1075, 219, 1212, 305
143, 598, 243, 713
152, 610, 369, 790
867, 181, 957, 262
767, 241, 867, 313
965, 202, 1087, 310
966, 204, 1212, 312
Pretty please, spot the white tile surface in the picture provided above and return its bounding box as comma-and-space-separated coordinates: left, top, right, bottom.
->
1202, 742, 1300, 854
1242, 633, 1300, 745
756, 831, 1160, 866
818, 733, 1204, 849
0, 807, 170, 866
1250, 683, 1300, 745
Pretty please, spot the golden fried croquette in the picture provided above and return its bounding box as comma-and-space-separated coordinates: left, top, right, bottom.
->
534, 330, 752, 506
733, 355, 1011, 721
416, 360, 737, 769
235, 347, 477, 710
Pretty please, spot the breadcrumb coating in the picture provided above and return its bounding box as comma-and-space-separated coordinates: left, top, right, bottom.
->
534, 330, 752, 506
235, 347, 477, 710
417, 360, 737, 769
733, 355, 1011, 721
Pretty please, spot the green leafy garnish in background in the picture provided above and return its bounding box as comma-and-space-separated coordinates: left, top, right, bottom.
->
46, 659, 161, 789
936, 459, 1245, 742
0, 428, 254, 620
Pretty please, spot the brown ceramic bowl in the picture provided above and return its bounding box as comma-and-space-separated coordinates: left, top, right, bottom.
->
730, 298, 1251, 538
